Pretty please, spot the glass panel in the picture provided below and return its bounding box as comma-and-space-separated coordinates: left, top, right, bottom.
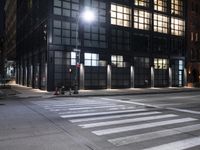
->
111, 3, 131, 27
71, 52, 76, 58
171, 0, 183, 16
85, 53, 92, 59
171, 17, 185, 36
134, 9, 150, 30
154, 14, 168, 34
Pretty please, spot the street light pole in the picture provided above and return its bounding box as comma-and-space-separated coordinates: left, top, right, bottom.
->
73, 15, 81, 94
73, 8, 96, 94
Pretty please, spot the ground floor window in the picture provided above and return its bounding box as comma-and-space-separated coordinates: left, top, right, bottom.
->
134, 57, 150, 87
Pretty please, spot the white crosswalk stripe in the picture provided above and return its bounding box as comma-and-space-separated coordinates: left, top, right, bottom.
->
92, 118, 197, 136
60, 108, 147, 118
33, 100, 200, 150
79, 114, 178, 128
143, 136, 200, 150
69, 111, 161, 123
108, 124, 200, 146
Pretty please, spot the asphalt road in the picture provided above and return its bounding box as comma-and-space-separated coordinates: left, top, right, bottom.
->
1, 91, 200, 150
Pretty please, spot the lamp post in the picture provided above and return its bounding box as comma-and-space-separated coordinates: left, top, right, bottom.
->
73, 8, 95, 94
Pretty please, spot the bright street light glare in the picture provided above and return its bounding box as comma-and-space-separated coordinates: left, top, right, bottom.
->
81, 9, 96, 23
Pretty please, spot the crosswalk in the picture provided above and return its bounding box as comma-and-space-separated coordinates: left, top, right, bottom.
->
33, 99, 200, 150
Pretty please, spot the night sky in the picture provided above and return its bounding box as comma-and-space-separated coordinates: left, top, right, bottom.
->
0, 0, 5, 36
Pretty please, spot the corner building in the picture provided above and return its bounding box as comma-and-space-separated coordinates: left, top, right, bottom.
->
186, 0, 200, 86
16, 0, 187, 91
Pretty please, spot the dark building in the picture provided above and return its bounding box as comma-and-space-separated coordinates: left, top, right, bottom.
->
0, 37, 5, 78
0, 0, 5, 79
5, 0, 16, 61
187, 0, 200, 86
0, 0, 5, 35
16, 0, 187, 91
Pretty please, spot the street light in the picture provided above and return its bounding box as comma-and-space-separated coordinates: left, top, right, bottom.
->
74, 8, 96, 94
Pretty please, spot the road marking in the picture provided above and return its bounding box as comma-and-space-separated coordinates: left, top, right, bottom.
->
108, 124, 200, 146
143, 136, 200, 150
168, 95, 200, 99
167, 107, 200, 115
60, 108, 147, 118
70, 111, 162, 123
48, 105, 127, 112
92, 118, 197, 136
100, 98, 200, 115
79, 114, 178, 128
68, 105, 126, 110
43, 103, 112, 108
100, 98, 161, 108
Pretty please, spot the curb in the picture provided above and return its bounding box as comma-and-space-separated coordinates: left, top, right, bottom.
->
50, 88, 200, 98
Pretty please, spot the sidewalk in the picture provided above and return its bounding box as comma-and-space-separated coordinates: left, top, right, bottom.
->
1, 84, 200, 98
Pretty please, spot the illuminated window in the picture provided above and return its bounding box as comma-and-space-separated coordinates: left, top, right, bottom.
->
191, 32, 194, 41
70, 52, 76, 65
111, 3, 132, 27
171, 17, 185, 36
154, 58, 169, 70
154, 14, 168, 34
171, 0, 183, 16
134, 9, 151, 30
195, 33, 199, 41
84, 53, 99, 66
135, 0, 150, 7
154, 0, 167, 12
111, 55, 125, 68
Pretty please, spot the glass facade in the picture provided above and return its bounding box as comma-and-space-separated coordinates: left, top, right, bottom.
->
171, 17, 185, 36
16, 0, 186, 91
134, 9, 151, 30
111, 3, 132, 27
154, 13, 168, 34
154, 0, 167, 12
171, 0, 183, 16
135, 0, 150, 7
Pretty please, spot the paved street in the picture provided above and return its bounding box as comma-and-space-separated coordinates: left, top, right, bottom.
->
1, 89, 200, 150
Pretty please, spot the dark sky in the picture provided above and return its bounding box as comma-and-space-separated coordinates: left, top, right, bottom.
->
0, 0, 5, 36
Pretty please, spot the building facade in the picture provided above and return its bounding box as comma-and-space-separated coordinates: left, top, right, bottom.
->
187, 0, 200, 86
16, 0, 187, 91
0, 37, 5, 78
4, 0, 17, 79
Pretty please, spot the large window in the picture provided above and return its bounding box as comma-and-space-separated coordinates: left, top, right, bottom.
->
171, 17, 185, 36
53, 0, 79, 18
84, 53, 99, 67
134, 57, 150, 87
68, 52, 76, 65
84, 25, 107, 48
53, 20, 77, 45
111, 29, 130, 51
111, 55, 125, 68
154, 14, 168, 34
171, 0, 183, 16
135, 0, 150, 7
154, 0, 167, 12
85, 0, 106, 23
111, 3, 132, 27
134, 9, 151, 30
154, 58, 169, 70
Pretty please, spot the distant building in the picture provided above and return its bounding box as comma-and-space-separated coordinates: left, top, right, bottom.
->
0, 0, 5, 79
4, 0, 16, 79
16, 0, 187, 91
0, 37, 5, 77
187, 0, 200, 86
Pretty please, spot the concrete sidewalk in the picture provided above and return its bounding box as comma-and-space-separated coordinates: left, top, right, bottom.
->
1, 84, 200, 98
